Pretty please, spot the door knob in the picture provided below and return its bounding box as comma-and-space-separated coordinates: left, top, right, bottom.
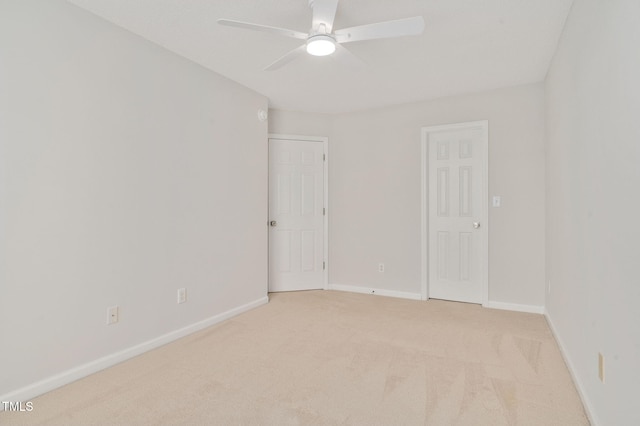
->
473, 222, 480, 229
270, 220, 277, 227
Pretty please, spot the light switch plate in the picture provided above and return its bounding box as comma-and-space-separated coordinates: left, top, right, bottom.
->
492, 196, 501, 207
107, 306, 119, 325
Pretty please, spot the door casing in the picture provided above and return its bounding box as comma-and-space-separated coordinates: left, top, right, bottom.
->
420, 121, 489, 305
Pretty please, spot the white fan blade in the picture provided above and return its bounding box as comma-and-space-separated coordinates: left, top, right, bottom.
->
264, 44, 307, 71
310, 0, 339, 33
334, 16, 425, 44
332, 44, 366, 68
218, 19, 308, 40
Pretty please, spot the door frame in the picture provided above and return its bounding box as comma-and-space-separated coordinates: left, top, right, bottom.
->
268, 133, 329, 291
420, 121, 489, 305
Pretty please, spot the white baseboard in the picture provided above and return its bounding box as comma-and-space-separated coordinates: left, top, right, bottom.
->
328, 285, 546, 313
485, 300, 545, 314
328, 283, 422, 301
0, 296, 269, 405
544, 311, 599, 426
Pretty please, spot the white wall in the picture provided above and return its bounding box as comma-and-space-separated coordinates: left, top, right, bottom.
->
268, 109, 333, 139
545, 0, 640, 424
0, 0, 268, 399
270, 83, 546, 308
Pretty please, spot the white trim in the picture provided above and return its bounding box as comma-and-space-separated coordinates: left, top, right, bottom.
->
485, 301, 545, 314
268, 134, 329, 291
269, 133, 327, 143
328, 284, 422, 301
0, 296, 269, 405
420, 120, 489, 306
545, 312, 599, 426
421, 138, 428, 301
323, 139, 329, 290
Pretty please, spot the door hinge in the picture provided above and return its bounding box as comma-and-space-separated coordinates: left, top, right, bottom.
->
323, 261, 326, 270
323, 153, 326, 161
323, 207, 326, 216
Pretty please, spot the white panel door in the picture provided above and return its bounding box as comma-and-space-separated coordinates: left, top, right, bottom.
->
269, 138, 324, 292
427, 123, 487, 304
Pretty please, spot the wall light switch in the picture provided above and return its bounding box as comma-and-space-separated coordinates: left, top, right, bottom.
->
107, 306, 119, 325
492, 196, 501, 207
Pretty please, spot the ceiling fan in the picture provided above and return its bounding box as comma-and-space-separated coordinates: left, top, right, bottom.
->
218, 0, 425, 71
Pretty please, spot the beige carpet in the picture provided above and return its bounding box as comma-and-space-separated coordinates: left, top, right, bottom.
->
2, 290, 588, 425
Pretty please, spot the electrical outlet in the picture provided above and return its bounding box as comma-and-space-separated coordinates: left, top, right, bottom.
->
378, 263, 385, 273
107, 306, 119, 325
598, 353, 605, 383
177, 288, 187, 304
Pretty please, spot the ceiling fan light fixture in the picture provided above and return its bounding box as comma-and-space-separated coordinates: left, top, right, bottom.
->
306, 35, 336, 56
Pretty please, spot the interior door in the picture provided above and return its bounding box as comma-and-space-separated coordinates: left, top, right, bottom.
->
268, 138, 325, 292
426, 122, 487, 304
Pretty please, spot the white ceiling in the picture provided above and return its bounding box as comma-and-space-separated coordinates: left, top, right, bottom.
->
67, 0, 574, 114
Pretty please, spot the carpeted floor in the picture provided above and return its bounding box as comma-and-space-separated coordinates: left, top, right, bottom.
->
1, 290, 589, 425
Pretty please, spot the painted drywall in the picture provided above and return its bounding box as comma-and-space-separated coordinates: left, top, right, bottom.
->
268, 109, 333, 139
0, 0, 268, 398
545, 0, 640, 424
270, 83, 546, 308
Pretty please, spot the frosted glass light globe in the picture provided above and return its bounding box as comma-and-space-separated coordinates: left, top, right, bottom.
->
306, 35, 336, 56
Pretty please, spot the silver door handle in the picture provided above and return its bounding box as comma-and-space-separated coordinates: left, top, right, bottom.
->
473, 222, 480, 229
270, 220, 277, 227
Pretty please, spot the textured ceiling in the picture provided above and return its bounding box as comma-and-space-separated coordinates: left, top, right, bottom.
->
67, 0, 574, 114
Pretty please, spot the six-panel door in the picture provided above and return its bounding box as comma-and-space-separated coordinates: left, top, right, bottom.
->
428, 126, 485, 303
269, 139, 324, 292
